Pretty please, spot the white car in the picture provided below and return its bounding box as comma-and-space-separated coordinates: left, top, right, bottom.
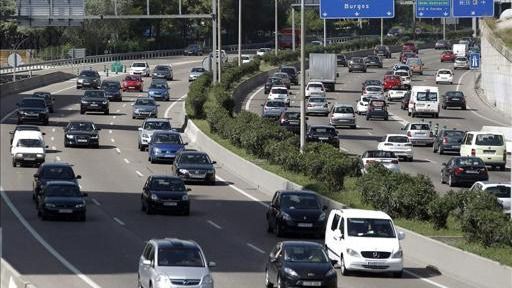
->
386, 87, 409, 101
329, 103, 356, 128
256, 48, 272, 56
138, 238, 215, 288
305, 81, 325, 97
355, 96, 371, 115
11, 130, 47, 167
392, 64, 411, 76
470, 182, 511, 215
268, 86, 290, 106
435, 69, 453, 84
393, 70, 411, 85
325, 209, 405, 277
362, 85, 384, 100
241, 54, 252, 64
378, 134, 414, 161
130, 62, 150, 77
360, 150, 400, 174
454, 56, 469, 70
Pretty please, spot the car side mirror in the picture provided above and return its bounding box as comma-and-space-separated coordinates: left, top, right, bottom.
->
52, 98, 55, 101
187, 188, 192, 192
331, 261, 341, 269
33, 173, 39, 178
400, 127, 405, 130
270, 257, 278, 263
96, 128, 102, 131
398, 230, 405, 240
336, 73, 339, 77
211, 161, 217, 164
442, 162, 447, 166
76, 175, 82, 179
142, 259, 152, 266
322, 205, 328, 211
45, 145, 49, 149
208, 261, 217, 267
184, 142, 189, 146
82, 192, 88, 197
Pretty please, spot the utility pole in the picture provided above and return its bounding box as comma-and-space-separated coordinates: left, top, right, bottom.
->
212, 0, 217, 83
146, 0, 149, 15
443, 18, 446, 40
323, 19, 326, 47
217, 0, 222, 82
299, 0, 306, 153
292, 8, 295, 51
238, 0, 242, 66
472, 17, 477, 38
380, 18, 383, 45
275, 0, 278, 55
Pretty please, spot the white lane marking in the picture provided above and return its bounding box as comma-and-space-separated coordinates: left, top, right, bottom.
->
425, 158, 438, 164
122, 103, 126, 107
115, 109, 120, 113
136, 170, 144, 177
115, 148, 121, 154
367, 131, 373, 135
51, 146, 56, 151
113, 116, 117, 119
55, 156, 61, 161
50, 136, 55, 141
123, 158, 130, 164
109, 130, 112, 134
0, 187, 103, 288
52, 128, 56, 132
456, 70, 508, 126
215, 175, 268, 208
244, 86, 265, 111
404, 270, 450, 288
113, 217, 126, 226
339, 145, 349, 152
247, 243, 266, 254
207, 220, 222, 230
91, 198, 101, 206
110, 122, 114, 125
111, 138, 115, 143
164, 93, 188, 118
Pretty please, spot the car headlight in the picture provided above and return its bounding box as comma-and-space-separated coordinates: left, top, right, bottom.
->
81, 101, 88, 104
284, 267, 299, 278
318, 212, 326, 222
90, 135, 99, 139
66, 134, 74, 139
346, 248, 360, 258
207, 169, 215, 174
36, 154, 44, 158
134, 109, 140, 113
77, 79, 84, 83
392, 250, 403, 258
142, 133, 149, 138
325, 268, 336, 277
201, 274, 214, 288
281, 212, 292, 221
150, 194, 159, 201
75, 202, 86, 208
155, 275, 171, 288
45, 203, 56, 208
102, 100, 108, 104
153, 148, 161, 153
179, 168, 189, 175
182, 194, 189, 201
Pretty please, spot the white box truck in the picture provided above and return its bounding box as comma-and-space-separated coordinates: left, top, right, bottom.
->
452, 43, 467, 57
309, 53, 338, 92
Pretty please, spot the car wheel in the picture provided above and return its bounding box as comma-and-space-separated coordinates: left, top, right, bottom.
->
43, 119, 49, 126
137, 275, 143, 288
448, 175, 455, 187
276, 276, 284, 288
145, 201, 153, 215
265, 269, 273, 288
340, 256, 351, 276
393, 270, 403, 278
409, 157, 413, 162
78, 213, 86, 222
435, 113, 439, 118
351, 125, 356, 129
64, 141, 69, 148
436, 81, 438, 84
500, 165, 506, 171
40, 210, 49, 221
407, 111, 411, 116
183, 207, 190, 216
433, 145, 438, 153
138, 143, 143, 151
267, 220, 273, 233
384, 116, 389, 121
12, 159, 16, 167
104, 109, 109, 115
275, 223, 283, 237
462, 105, 466, 110
141, 198, 146, 212
80, 110, 85, 115
439, 147, 444, 155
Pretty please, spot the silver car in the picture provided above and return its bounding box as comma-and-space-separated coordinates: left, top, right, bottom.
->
132, 97, 159, 119
138, 238, 215, 288
402, 122, 435, 146
329, 103, 356, 128
138, 118, 173, 151
363, 85, 384, 100
306, 96, 329, 116
454, 57, 469, 70
272, 72, 291, 89
189, 67, 206, 82
262, 100, 287, 118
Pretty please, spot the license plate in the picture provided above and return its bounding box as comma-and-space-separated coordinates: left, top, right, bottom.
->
24, 157, 35, 161
483, 150, 495, 154
129, 86, 134, 88
319, 137, 328, 140
90, 104, 98, 107
77, 139, 87, 143
451, 98, 460, 101
163, 202, 177, 206
465, 170, 479, 174
190, 174, 206, 179
59, 209, 73, 213
298, 223, 313, 228
302, 281, 321, 287
367, 261, 387, 266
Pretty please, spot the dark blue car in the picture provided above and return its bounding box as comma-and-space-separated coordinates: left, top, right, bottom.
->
148, 131, 187, 163
147, 82, 170, 101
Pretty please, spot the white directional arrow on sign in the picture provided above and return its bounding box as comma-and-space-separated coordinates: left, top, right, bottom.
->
322, 12, 327, 17
471, 11, 475, 15
443, 12, 448, 16
355, 12, 359, 16
419, 12, 424, 16
387, 11, 392, 16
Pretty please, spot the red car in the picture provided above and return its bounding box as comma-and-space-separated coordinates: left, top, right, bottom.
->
402, 42, 418, 53
122, 75, 144, 92
383, 75, 401, 90
440, 50, 456, 62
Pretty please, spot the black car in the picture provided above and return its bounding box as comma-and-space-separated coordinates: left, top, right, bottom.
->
16, 97, 50, 125
442, 91, 466, 110
33, 162, 81, 198
279, 110, 302, 133
266, 190, 327, 237
76, 69, 101, 89
36, 180, 87, 221
141, 175, 191, 215
63, 121, 101, 148
80, 90, 109, 115
264, 77, 285, 94
441, 157, 488, 187
100, 80, 122, 102
374, 45, 391, 58
265, 241, 337, 288
183, 44, 203, 56
152, 65, 173, 80
435, 39, 451, 50
280, 66, 299, 85
433, 129, 465, 154
348, 57, 367, 73
401, 92, 411, 110
361, 79, 383, 92
364, 55, 383, 68
9, 125, 43, 144
366, 99, 389, 121
336, 54, 347, 66
306, 125, 338, 147
172, 150, 216, 185
32, 92, 55, 113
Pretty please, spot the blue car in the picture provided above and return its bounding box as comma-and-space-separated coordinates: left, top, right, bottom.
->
147, 82, 170, 101
148, 131, 187, 163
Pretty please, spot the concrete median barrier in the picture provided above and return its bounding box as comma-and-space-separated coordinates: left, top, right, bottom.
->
1, 259, 37, 288
0, 72, 76, 98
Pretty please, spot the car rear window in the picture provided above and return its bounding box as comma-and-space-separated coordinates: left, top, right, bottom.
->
309, 97, 325, 103
438, 70, 452, 75
366, 151, 396, 158
132, 63, 147, 67
367, 87, 382, 92
135, 99, 155, 105
444, 130, 465, 138
484, 186, 511, 198
285, 112, 300, 120
455, 158, 485, 166
191, 67, 205, 72
475, 134, 504, 146
388, 136, 409, 143
266, 101, 285, 107
416, 91, 438, 101
312, 127, 336, 134
410, 124, 430, 130
272, 88, 288, 94
41, 167, 75, 179
308, 83, 323, 89
281, 68, 295, 74
446, 91, 464, 97
333, 106, 353, 113
79, 70, 97, 77
17, 138, 43, 147
150, 177, 186, 191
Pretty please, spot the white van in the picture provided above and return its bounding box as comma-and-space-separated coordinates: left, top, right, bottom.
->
408, 86, 440, 118
324, 209, 405, 277
460, 131, 507, 170
11, 130, 47, 167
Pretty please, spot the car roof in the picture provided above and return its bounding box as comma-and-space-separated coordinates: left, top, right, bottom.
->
45, 180, 79, 186
278, 190, 318, 196
465, 131, 504, 136
281, 241, 324, 248
333, 103, 352, 107
13, 130, 43, 138
40, 162, 73, 168
307, 81, 323, 85
144, 118, 170, 122
310, 124, 336, 129
152, 238, 200, 250
365, 85, 382, 89
338, 208, 392, 220
150, 175, 183, 180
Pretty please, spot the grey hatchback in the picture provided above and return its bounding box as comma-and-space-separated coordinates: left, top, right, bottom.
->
132, 98, 159, 119
262, 100, 287, 118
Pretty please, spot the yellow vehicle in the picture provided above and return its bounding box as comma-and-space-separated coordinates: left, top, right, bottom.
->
406, 58, 424, 75
460, 131, 507, 171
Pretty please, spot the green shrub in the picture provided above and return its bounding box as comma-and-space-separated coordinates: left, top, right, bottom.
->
428, 190, 459, 229
185, 74, 212, 118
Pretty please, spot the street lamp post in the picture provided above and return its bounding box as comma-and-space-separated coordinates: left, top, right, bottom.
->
11, 37, 29, 82
275, 0, 278, 55
212, 0, 217, 83
238, 0, 242, 66
292, 8, 295, 51
299, 0, 305, 153
218, 0, 222, 82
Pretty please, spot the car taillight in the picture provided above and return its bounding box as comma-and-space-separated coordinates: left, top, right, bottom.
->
443, 137, 448, 144
471, 148, 476, 156
454, 167, 464, 176
407, 131, 412, 137
479, 168, 487, 175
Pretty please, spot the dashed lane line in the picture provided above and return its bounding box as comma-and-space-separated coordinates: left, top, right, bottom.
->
113, 217, 126, 226
207, 220, 222, 230
123, 158, 130, 164
135, 170, 144, 177
247, 243, 266, 254
91, 198, 101, 206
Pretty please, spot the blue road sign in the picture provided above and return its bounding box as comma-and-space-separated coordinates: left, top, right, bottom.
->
469, 52, 480, 69
416, 0, 451, 18
320, 0, 395, 19
453, 0, 494, 17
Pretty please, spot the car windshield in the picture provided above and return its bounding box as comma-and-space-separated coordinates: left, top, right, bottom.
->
361, 97, 370, 102
272, 88, 288, 94
285, 112, 300, 120
144, 121, 171, 130
280, 193, 320, 210
281, 68, 295, 74
347, 218, 396, 238
17, 139, 43, 147
438, 70, 452, 75
485, 186, 511, 198
45, 185, 81, 197
455, 158, 485, 166
333, 106, 353, 113
68, 122, 95, 131
41, 167, 75, 179
179, 153, 211, 164
309, 98, 325, 103
395, 71, 408, 77
135, 99, 155, 106
274, 73, 288, 79
312, 127, 335, 134
152, 133, 182, 144
367, 87, 382, 92
407, 58, 421, 64
125, 76, 140, 81
410, 124, 430, 130
308, 84, 323, 89
266, 101, 285, 107
33, 92, 50, 99
284, 246, 329, 263
155, 66, 170, 71
444, 131, 465, 139
366, 56, 379, 61
150, 178, 186, 191
366, 151, 396, 158
191, 67, 205, 73
132, 63, 146, 67
366, 80, 381, 86
83, 91, 105, 99
101, 82, 120, 89
21, 99, 46, 108
370, 100, 385, 107
475, 134, 504, 146
150, 84, 167, 89
446, 91, 464, 97
388, 136, 409, 143
456, 57, 467, 61
157, 247, 204, 267
351, 58, 363, 63
416, 91, 438, 101
79, 71, 97, 77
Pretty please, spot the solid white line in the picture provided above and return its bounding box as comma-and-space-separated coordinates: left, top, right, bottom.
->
0, 187, 103, 288
164, 93, 188, 118
124, 158, 130, 164
247, 243, 266, 254
113, 217, 125, 226
115, 148, 121, 154
207, 220, 222, 230
215, 175, 268, 208
404, 270, 449, 288
91, 198, 101, 206
55, 156, 61, 161
245, 86, 265, 111
136, 170, 144, 177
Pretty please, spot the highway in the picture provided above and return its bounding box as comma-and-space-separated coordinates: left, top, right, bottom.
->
0, 53, 491, 288
244, 48, 510, 193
